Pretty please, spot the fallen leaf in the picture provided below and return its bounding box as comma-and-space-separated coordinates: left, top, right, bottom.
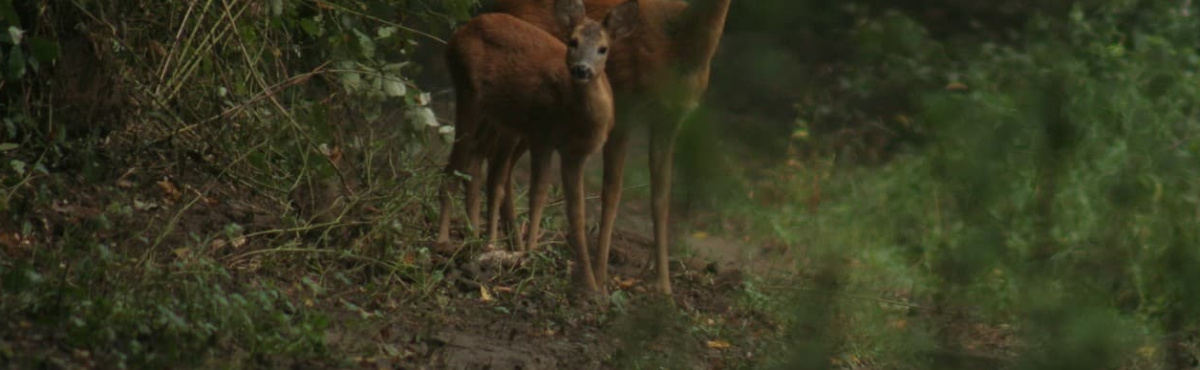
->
692, 231, 709, 239
618, 277, 640, 289
480, 285, 493, 302
231, 236, 247, 249
173, 248, 191, 259
706, 340, 731, 349
945, 82, 969, 91
1138, 345, 1156, 359
210, 239, 228, 250
157, 178, 181, 201
495, 286, 514, 294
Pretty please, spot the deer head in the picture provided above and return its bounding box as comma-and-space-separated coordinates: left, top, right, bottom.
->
556, 0, 639, 83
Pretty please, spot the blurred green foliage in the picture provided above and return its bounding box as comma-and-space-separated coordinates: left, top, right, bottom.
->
708, 0, 1200, 368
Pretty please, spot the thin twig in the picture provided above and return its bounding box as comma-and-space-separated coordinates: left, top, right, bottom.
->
203, 63, 330, 124
318, 1, 447, 44
224, 247, 408, 273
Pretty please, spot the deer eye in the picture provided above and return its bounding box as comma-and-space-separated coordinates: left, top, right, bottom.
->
568, 39, 579, 48
598, 46, 608, 54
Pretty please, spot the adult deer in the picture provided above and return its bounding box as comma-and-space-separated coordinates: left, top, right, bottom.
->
495, 0, 732, 295
438, 0, 639, 293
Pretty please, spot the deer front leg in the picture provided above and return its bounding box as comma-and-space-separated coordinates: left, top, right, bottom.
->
524, 143, 553, 252
562, 151, 601, 294
593, 130, 629, 287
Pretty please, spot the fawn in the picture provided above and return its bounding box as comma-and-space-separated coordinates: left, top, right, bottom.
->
438, 0, 639, 293
493, 0, 732, 295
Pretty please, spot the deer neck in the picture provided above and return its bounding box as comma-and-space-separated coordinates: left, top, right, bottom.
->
568, 73, 614, 127
673, 0, 732, 73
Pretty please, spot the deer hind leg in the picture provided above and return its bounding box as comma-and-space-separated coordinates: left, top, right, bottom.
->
499, 140, 528, 250
436, 122, 478, 247
524, 143, 553, 252
561, 151, 600, 294
464, 149, 484, 239
593, 130, 629, 288
485, 135, 520, 249
649, 122, 681, 295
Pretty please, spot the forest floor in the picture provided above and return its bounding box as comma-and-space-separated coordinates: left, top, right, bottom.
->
0, 135, 1027, 369
0, 139, 804, 369
0, 102, 1029, 369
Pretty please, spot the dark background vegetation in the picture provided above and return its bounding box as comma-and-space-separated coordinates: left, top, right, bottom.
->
2, 0, 1199, 368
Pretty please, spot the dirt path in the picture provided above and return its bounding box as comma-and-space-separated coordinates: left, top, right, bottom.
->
366, 208, 778, 369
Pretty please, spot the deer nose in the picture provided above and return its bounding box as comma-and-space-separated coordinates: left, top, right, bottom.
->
570, 65, 592, 80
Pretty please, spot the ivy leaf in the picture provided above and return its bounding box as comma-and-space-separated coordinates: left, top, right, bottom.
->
0, 0, 18, 25
6, 26, 21, 45
339, 72, 362, 92
299, 18, 320, 37
377, 26, 398, 39
336, 61, 362, 91
10, 159, 25, 175
352, 29, 375, 59
6, 45, 24, 79
381, 62, 408, 73
406, 107, 438, 128
382, 77, 407, 97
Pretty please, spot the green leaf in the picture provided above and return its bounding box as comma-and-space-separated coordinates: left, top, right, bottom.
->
6, 26, 20, 44
6, 44, 23, 78
377, 26, 398, 39
299, 18, 320, 37
0, 0, 17, 25
10, 159, 25, 175
352, 29, 375, 59
336, 61, 362, 91
406, 107, 438, 128
29, 37, 58, 62
381, 62, 408, 73
0, 142, 15, 151
339, 71, 362, 91
382, 76, 406, 97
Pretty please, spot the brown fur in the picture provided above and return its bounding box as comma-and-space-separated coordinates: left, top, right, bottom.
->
437, 1, 639, 294
494, 0, 733, 294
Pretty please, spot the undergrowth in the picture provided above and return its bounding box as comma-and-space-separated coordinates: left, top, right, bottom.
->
694, 2, 1200, 369
5, 0, 1200, 369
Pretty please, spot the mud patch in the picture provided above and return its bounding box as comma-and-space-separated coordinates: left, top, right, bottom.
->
428, 331, 563, 370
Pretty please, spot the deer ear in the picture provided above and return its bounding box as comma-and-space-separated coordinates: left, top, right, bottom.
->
554, 0, 586, 29
603, 0, 639, 40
